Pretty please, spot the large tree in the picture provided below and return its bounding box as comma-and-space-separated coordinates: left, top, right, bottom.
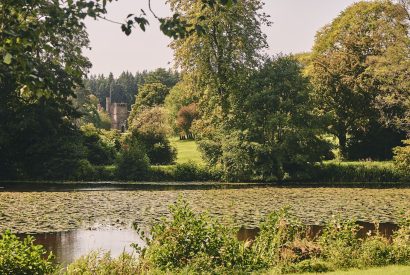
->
168, 0, 270, 168
307, 0, 409, 158
0, 0, 93, 179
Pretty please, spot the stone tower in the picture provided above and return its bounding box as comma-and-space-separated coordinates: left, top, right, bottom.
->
105, 97, 129, 132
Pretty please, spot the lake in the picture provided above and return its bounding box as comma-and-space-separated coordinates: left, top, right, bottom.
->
1, 184, 410, 264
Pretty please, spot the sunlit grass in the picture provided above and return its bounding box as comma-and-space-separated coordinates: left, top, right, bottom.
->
283, 265, 410, 275
170, 137, 204, 165
323, 160, 394, 168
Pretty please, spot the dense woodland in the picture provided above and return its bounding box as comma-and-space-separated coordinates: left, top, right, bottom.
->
0, 0, 409, 182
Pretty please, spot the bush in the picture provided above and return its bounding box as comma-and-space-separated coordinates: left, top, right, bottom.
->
129, 106, 177, 165
135, 199, 258, 273
138, 134, 177, 165
133, 201, 410, 274
66, 251, 139, 275
357, 236, 394, 267
305, 162, 402, 183
318, 218, 360, 268
0, 231, 56, 275
115, 142, 149, 181
81, 124, 118, 166
394, 140, 410, 180
173, 162, 218, 181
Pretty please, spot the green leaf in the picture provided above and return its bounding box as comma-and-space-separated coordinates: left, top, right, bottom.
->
3, 53, 12, 64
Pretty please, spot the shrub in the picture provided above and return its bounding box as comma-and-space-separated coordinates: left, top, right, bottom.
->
318, 218, 361, 268
391, 211, 410, 264
138, 134, 177, 165
135, 199, 257, 272
173, 162, 217, 181
81, 124, 118, 165
129, 106, 177, 165
252, 208, 305, 267
66, 251, 140, 275
0, 231, 56, 275
115, 142, 149, 181
394, 140, 410, 180
357, 236, 394, 267
307, 162, 402, 183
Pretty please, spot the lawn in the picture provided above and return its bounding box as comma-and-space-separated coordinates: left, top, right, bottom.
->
285, 265, 410, 275
170, 137, 204, 165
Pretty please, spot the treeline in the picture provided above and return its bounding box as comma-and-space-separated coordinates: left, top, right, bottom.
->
1, 0, 409, 182
84, 69, 179, 108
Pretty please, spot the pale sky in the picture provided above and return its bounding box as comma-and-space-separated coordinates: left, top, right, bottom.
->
84, 0, 358, 76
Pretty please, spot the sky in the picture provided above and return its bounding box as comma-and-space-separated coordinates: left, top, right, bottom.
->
84, 0, 358, 76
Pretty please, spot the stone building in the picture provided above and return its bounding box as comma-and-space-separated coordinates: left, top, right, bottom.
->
106, 97, 129, 132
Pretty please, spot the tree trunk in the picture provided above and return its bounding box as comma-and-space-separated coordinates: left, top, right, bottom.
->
338, 131, 348, 160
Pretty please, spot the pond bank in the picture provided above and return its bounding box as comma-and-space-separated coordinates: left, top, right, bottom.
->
1, 180, 410, 192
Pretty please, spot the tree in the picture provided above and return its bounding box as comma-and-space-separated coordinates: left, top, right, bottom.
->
177, 103, 198, 139
0, 0, 93, 179
128, 82, 169, 124
143, 68, 180, 89
168, 0, 270, 173
164, 80, 197, 134
129, 106, 176, 165
219, 56, 332, 181
307, 1, 409, 158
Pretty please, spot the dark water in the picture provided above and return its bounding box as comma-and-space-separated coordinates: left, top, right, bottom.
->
21, 229, 144, 266
22, 221, 399, 266
237, 221, 399, 241
0, 182, 272, 192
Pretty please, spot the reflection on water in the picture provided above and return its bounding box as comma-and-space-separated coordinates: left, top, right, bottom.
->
21, 229, 144, 266
21, 221, 399, 266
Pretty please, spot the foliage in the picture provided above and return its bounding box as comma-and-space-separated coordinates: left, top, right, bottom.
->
130, 106, 171, 137
393, 140, 410, 179
135, 199, 257, 273
0, 230, 56, 275
84, 69, 180, 109
66, 251, 140, 275
133, 200, 410, 274
115, 139, 149, 181
173, 161, 219, 181
135, 133, 177, 165
0, 0, 93, 180
346, 123, 406, 161
128, 82, 170, 124
81, 124, 119, 165
164, 81, 197, 134
176, 103, 198, 138
215, 56, 332, 181
306, 162, 401, 183
129, 106, 176, 165
307, 1, 410, 158
170, 0, 270, 175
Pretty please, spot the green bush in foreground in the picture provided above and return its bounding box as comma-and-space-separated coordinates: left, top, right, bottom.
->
66, 251, 139, 275
132, 200, 410, 274
394, 140, 410, 180
0, 230, 56, 275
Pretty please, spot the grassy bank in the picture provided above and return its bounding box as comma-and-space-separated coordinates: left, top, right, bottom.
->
286, 265, 410, 275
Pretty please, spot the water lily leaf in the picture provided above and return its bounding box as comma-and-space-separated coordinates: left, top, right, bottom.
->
3, 53, 12, 64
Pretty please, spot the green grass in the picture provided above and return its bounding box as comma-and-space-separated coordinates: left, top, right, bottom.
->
324, 160, 394, 168
285, 265, 410, 275
170, 137, 204, 165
